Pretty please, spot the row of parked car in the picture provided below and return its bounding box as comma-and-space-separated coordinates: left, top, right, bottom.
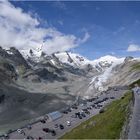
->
15, 96, 108, 139
1, 95, 116, 140
42, 128, 56, 136
61, 104, 78, 114
25, 96, 115, 139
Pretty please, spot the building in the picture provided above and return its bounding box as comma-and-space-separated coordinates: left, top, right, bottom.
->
46, 111, 63, 121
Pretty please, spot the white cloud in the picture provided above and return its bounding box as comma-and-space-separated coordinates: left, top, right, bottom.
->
0, 1, 89, 55
0, 1, 39, 27
127, 44, 140, 52
77, 32, 90, 44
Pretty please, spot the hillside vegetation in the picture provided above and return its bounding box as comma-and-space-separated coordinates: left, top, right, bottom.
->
61, 91, 132, 139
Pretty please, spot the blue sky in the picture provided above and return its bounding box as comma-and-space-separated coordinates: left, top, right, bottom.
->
2, 1, 140, 59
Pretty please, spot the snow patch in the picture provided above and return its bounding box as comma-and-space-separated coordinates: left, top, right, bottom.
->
6, 50, 13, 55
50, 59, 55, 65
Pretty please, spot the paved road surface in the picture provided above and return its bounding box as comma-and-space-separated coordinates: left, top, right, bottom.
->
128, 87, 140, 139
2, 88, 127, 139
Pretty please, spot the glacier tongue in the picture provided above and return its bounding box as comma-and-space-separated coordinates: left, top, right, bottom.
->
89, 58, 125, 91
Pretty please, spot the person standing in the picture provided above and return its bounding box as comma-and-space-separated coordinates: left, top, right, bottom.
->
132, 84, 140, 95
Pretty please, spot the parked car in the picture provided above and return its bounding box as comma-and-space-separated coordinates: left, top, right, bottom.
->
91, 97, 97, 101
50, 130, 56, 136
81, 112, 86, 117
110, 96, 115, 99
94, 102, 98, 105
71, 104, 78, 109
78, 115, 82, 119
62, 111, 68, 114
104, 97, 109, 100
59, 124, 64, 129
75, 112, 80, 118
87, 106, 92, 110
94, 105, 100, 109
66, 108, 72, 112
54, 124, 59, 128
91, 104, 95, 108
82, 108, 88, 112
71, 106, 78, 109
38, 137, 43, 140
44, 115, 49, 120
17, 129, 25, 135
17, 129, 22, 134
87, 100, 91, 102
42, 128, 50, 133
97, 104, 103, 108
26, 136, 34, 140
40, 119, 46, 124
66, 121, 71, 126
85, 110, 90, 115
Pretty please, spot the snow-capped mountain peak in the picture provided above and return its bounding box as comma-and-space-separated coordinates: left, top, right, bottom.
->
93, 55, 119, 64
54, 51, 91, 67
18, 46, 124, 73
55, 52, 122, 67
20, 45, 44, 62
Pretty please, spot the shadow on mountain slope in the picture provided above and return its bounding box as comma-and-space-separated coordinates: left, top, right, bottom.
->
0, 83, 75, 131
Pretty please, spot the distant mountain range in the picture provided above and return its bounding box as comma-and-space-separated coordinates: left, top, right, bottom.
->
0, 46, 140, 92
0, 46, 139, 133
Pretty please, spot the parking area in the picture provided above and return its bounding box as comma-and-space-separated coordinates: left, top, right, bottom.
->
1, 88, 127, 139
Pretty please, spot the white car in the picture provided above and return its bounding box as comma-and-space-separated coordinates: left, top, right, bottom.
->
17, 129, 25, 135
17, 129, 22, 134
66, 121, 71, 126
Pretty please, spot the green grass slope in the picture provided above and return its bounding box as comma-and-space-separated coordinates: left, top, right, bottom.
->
61, 91, 132, 139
